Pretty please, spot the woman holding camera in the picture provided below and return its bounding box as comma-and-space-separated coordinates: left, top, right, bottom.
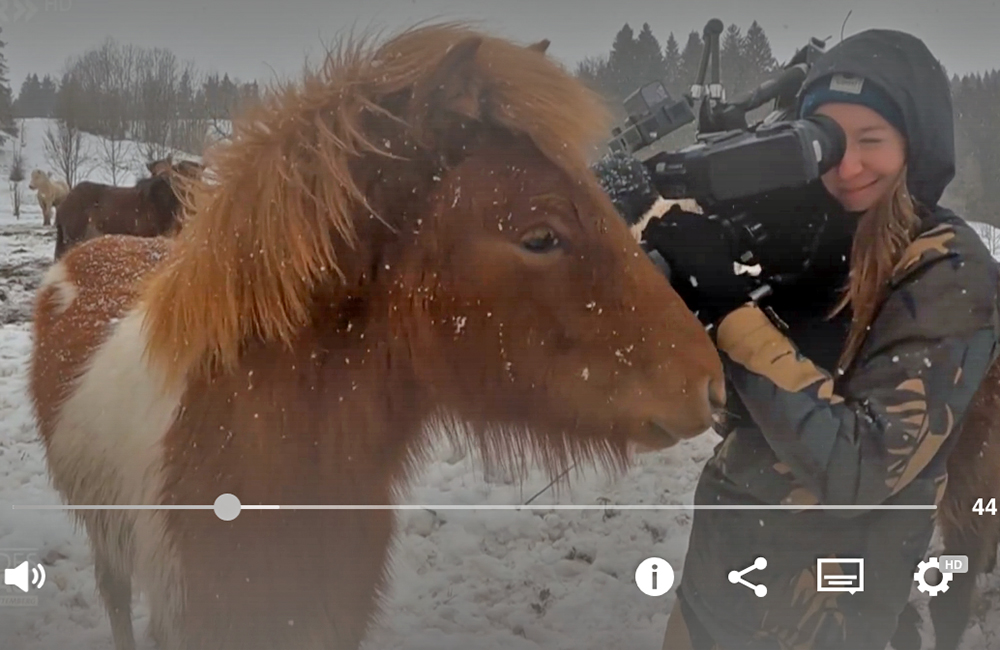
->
644, 29, 1000, 649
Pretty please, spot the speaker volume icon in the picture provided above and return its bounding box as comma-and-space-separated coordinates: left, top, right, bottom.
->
4, 560, 46, 593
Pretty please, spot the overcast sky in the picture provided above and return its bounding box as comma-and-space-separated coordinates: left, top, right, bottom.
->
3, 0, 998, 93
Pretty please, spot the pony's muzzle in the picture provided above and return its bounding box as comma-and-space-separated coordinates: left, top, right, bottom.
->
707, 377, 727, 410
645, 376, 724, 442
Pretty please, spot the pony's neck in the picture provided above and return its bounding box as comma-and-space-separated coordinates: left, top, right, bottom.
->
162, 298, 431, 507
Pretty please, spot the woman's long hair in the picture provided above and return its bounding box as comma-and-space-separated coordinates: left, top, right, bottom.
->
830, 166, 922, 371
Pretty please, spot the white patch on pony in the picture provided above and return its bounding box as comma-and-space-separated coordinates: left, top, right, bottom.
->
630, 196, 703, 242
46, 307, 188, 638
38, 262, 78, 315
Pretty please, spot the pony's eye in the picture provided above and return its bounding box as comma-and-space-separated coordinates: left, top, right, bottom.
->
520, 226, 561, 253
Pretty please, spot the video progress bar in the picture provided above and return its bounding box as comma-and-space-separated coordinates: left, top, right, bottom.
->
10, 499, 937, 521
11, 504, 937, 511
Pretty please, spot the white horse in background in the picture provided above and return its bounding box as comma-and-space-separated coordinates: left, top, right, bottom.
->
28, 169, 70, 226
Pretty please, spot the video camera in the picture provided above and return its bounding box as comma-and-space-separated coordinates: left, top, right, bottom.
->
605, 19, 847, 300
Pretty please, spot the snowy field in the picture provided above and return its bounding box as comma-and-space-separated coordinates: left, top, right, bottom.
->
0, 120, 998, 650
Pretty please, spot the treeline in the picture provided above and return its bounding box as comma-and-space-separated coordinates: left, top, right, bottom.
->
576, 22, 780, 154
576, 22, 1000, 226
13, 38, 259, 161
9, 37, 261, 187
949, 71, 1000, 224
6, 26, 998, 225
12, 74, 58, 118
14, 57, 258, 123
577, 22, 777, 108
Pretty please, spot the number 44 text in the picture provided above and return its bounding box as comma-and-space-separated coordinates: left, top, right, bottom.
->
973, 497, 997, 515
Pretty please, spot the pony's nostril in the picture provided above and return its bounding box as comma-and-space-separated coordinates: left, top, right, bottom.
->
707, 377, 727, 410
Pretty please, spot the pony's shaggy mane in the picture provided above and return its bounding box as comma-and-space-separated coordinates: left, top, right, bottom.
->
139, 22, 612, 387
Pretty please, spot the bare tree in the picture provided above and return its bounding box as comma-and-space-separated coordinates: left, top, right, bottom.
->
198, 71, 251, 145
169, 61, 209, 155
44, 73, 91, 187
9, 118, 25, 218
54, 38, 258, 175
133, 47, 179, 162
207, 115, 232, 144
43, 122, 89, 188
170, 116, 209, 156
69, 38, 138, 184
96, 91, 130, 184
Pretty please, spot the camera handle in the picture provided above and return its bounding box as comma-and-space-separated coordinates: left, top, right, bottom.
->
688, 19, 727, 135
688, 20, 829, 137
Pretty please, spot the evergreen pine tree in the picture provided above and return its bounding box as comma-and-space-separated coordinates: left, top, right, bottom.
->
0, 27, 15, 141
40, 75, 57, 117
13, 74, 38, 117
742, 21, 777, 87
607, 24, 640, 99
677, 31, 704, 96
662, 32, 681, 95
720, 24, 750, 97
634, 23, 665, 88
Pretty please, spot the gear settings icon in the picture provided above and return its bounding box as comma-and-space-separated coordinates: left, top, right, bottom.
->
914, 557, 953, 596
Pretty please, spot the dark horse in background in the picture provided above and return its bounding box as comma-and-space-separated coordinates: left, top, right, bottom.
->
53, 156, 204, 260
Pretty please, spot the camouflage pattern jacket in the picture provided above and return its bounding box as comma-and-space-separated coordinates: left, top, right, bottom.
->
713, 209, 1000, 512
670, 28, 1000, 650
675, 207, 1000, 650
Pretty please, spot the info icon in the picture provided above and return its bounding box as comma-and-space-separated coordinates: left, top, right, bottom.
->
635, 557, 674, 597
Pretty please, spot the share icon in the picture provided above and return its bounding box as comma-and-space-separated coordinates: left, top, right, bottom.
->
728, 556, 767, 598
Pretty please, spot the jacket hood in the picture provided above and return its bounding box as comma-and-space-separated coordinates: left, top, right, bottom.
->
798, 29, 955, 207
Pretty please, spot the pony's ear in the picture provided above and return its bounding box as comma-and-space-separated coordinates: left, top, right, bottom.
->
412, 36, 484, 124
406, 36, 485, 156
527, 39, 550, 54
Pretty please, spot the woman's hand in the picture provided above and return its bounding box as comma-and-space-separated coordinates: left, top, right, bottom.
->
643, 211, 758, 326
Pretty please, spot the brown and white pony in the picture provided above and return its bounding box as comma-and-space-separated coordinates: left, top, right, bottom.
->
28, 24, 725, 650
51, 157, 204, 260
28, 169, 70, 226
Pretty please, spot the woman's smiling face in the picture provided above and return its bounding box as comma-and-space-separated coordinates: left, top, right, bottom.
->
815, 102, 907, 212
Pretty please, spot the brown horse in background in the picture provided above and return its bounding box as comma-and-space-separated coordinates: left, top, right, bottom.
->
147, 154, 204, 182
28, 24, 724, 650
890, 356, 1000, 650
52, 157, 204, 260
929, 362, 1000, 650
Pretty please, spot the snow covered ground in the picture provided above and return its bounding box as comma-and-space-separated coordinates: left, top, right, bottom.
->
0, 120, 997, 650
